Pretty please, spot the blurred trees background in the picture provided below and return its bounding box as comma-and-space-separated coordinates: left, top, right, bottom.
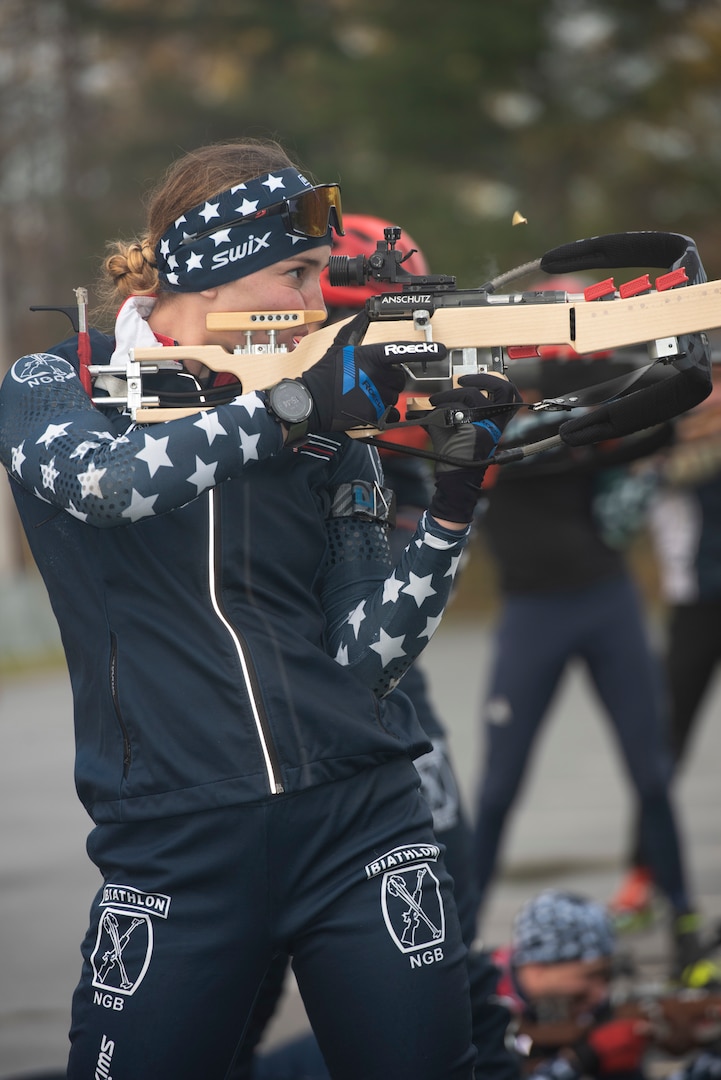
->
0, 0, 720, 578
2, 0, 721, 358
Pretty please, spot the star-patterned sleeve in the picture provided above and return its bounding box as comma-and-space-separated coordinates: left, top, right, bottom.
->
0, 353, 283, 525
320, 509, 469, 698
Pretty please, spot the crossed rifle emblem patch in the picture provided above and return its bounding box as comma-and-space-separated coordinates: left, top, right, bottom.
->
90, 908, 153, 996
381, 863, 446, 954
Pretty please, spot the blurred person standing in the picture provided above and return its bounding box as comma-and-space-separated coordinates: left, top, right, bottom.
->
609, 374, 721, 967
470, 296, 707, 983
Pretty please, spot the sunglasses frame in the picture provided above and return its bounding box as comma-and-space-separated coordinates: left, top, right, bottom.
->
181, 184, 344, 246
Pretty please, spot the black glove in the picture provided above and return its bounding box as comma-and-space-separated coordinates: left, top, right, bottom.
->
300, 311, 445, 433
427, 373, 521, 523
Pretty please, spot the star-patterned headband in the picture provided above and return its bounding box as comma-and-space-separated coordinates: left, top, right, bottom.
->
155, 167, 341, 292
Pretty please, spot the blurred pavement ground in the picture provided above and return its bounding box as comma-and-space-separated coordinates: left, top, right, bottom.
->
2, 613, 721, 1076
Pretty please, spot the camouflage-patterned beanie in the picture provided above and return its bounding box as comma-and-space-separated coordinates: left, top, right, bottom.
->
512, 890, 614, 965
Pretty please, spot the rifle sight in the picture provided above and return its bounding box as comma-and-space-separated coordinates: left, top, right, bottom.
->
328, 227, 456, 292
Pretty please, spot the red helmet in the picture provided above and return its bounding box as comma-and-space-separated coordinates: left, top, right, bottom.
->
321, 213, 430, 312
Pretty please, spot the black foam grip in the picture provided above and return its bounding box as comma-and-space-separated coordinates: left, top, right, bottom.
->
559, 364, 712, 447
540, 232, 694, 276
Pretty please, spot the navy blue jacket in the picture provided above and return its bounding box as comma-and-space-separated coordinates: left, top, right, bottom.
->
0, 326, 469, 823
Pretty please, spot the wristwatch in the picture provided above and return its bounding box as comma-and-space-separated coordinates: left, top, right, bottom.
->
266, 378, 314, 442
267, 379, 314, 425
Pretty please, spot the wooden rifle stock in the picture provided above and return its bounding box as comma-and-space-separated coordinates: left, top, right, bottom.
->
93, 278, 721, 426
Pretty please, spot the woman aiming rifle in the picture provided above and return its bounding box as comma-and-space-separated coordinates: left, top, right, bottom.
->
0, 138, 519, 1079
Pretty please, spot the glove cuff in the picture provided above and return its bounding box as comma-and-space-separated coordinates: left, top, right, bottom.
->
429, 469, 486, 524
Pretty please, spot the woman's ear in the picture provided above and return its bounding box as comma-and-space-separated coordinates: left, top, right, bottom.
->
199, 288, 219, 300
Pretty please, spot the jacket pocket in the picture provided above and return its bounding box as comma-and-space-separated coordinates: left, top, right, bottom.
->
109, 633, 132, 778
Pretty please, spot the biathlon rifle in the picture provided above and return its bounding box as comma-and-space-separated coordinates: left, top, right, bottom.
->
509, 983, 721, 1060
37, 229, 721, 464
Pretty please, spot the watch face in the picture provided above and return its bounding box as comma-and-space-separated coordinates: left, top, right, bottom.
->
270, 380, 313, 424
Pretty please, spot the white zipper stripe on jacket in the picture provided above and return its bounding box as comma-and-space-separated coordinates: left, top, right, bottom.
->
206, 490, 281, 794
